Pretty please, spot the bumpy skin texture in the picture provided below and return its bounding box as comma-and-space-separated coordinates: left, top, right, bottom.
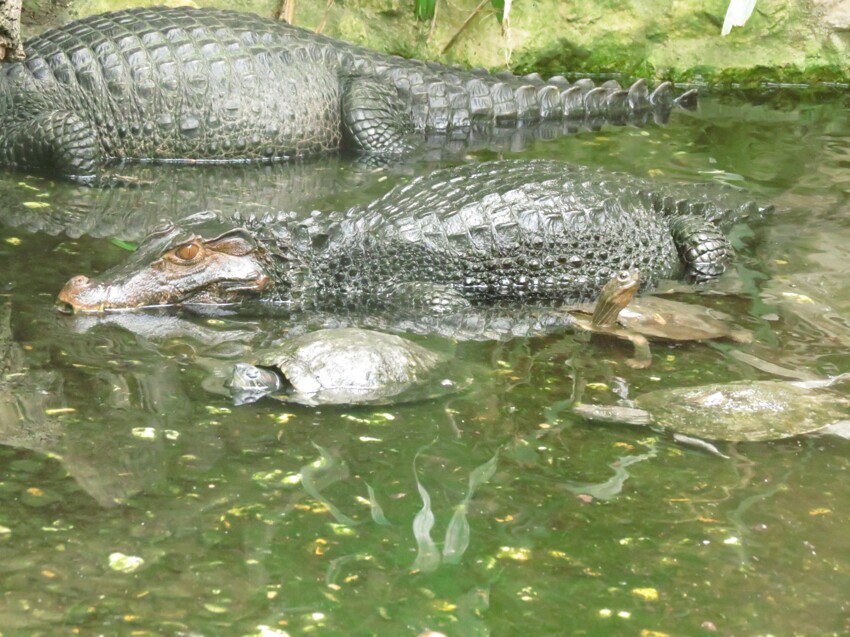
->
268, 161, 733, 307
58, 160, 753, 313
1, 7, 694, 180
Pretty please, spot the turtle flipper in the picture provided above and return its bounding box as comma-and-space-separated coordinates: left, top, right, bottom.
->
623, 333, 652, 369
669, 216, 733, 283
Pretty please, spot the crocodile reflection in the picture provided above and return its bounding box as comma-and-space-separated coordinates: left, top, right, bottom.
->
0, 301, 214, 507
0, 157, 374, 241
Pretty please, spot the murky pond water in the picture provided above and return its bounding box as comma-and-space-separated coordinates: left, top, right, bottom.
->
1, 93, 849, 636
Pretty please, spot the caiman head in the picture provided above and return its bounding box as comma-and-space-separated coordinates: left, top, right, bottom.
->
58, 224, 276, 313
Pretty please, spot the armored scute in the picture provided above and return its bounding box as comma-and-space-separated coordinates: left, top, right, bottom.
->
58, 160, 762, 314
1, 7, 695, 181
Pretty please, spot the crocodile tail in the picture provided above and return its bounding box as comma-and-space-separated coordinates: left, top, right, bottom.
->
412, 73, 697, 130
669, 216, 733, 283
539, 77, 698, 121
347, 47, 697, 131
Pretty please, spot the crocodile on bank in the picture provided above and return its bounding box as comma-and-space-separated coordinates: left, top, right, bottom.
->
57, 160, 767, 314
0, 6, 696, 182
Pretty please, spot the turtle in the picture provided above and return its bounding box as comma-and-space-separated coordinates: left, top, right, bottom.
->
574, 373, 850, 447
226, 327, 472, 406
568, 270, 752, 369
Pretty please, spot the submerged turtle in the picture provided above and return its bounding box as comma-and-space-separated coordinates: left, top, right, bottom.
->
574, 374, 850, 444
227, 328, 471, 406
569, 270, 752, 368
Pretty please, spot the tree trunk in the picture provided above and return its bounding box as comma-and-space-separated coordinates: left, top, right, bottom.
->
0, 0, 24, 61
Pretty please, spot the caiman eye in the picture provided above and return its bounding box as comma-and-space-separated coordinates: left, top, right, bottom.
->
174, 242, 201, 262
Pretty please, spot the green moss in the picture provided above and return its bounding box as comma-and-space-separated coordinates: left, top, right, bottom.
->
509, 38, 660, 83
674, 64, 850, 87
22, 0, 850, 84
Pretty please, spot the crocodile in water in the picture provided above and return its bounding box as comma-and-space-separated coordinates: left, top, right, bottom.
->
55, 160, 766, 313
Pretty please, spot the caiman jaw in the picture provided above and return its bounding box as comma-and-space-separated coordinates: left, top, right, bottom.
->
57, 272, 272, 313
56, 275, 174, 313
57, 276, 120, 313
56, 228, 274, 313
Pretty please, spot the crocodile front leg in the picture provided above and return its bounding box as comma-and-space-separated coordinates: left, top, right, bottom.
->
1, 108, 101, 183
669, 216, 733, 283
623, 332, 652, 369
340, 76, 414, 155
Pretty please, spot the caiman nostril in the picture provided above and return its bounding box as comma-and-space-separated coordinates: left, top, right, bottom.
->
66, 275, 91, 289
57, 274, 94, 312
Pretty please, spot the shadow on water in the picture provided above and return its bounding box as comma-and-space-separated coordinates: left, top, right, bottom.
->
0, 95, 849, 635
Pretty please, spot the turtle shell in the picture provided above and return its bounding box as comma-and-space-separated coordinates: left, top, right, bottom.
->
615, 297, 752, 343
240, 328, 468, 406
634, 380, 850, 441
572, 295, 751, 343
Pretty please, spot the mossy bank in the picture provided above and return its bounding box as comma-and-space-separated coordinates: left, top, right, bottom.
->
22, 0, 850, 86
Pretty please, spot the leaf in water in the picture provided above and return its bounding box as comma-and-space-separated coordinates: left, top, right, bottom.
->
324, 553, 371, 588
455, 586, 491, 637
411, 480, 440, 572
108, 552, 144, 573
632, 587, 660, 602
465, 452, 498, 500
442, 451, 497, 564
246, 626, 291, 637
298, 443, 357, 526
563, 447, 658, 501
497, 545, 531, 561
441, 504, 470, 564
411, 446, 441, 573
365, 482, 391, 526
110, 238, 138, 252
22, 201, 50, 209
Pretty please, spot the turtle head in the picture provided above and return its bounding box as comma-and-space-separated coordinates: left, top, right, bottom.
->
226, 363, 284, 405
591, 270, 641, 328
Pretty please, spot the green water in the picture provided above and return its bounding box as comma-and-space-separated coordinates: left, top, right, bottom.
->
1, 94, 849, 636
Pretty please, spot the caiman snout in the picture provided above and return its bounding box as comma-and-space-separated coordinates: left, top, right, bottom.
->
56, 227, 273, 313
63, 275, 91, 291
57, 275, 110, 313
